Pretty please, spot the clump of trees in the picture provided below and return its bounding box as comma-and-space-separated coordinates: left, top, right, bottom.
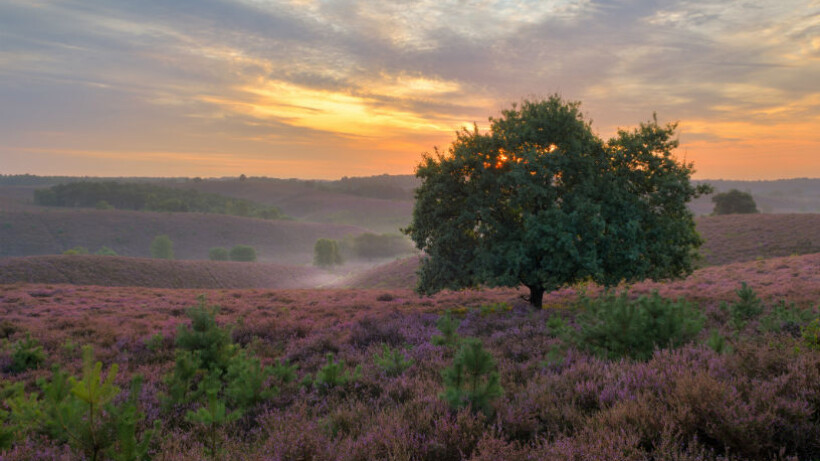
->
712, 189, 759, 214
314, 239, 343, 267
340, 233, 416, 261
404, 96, 710, 307
33, 181, 286, 220
208, 247, 229, 261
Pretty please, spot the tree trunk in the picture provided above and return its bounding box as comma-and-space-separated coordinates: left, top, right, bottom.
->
525, 285, 545, 309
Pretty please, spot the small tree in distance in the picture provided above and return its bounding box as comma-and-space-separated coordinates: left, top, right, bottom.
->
314, 239, 343, 267
209, 247, 229, 261
150, 235, 174, 259
404, 96, 710, 308
712, 189, 759, 215
229, 245, 257, 262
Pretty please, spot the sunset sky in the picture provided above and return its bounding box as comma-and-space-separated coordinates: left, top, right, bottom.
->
1, 0, 818, 180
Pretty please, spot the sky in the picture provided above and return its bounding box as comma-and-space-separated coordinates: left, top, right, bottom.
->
1, 0, 818, 180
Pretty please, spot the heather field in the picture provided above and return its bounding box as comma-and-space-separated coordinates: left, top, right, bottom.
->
1, 253, 819, 460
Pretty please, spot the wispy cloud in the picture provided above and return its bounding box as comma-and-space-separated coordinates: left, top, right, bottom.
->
0, 0, 817, 178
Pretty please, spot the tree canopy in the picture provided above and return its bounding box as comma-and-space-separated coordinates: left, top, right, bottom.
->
404, 96, 710, 307
712, 189, 759, 215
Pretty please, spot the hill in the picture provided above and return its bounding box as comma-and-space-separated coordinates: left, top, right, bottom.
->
0, 208, 367, 265
347, 214, 820, 289
0, 255, 341, 289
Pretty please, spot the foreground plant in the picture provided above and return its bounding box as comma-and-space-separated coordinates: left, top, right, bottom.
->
441, 338, 503, 416
576, 291, 704, 361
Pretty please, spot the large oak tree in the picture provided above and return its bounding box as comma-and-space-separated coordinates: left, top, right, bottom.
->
404, 96, 710, 307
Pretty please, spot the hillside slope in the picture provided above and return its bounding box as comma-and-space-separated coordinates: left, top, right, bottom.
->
0, 209, 367, 264
0, 255, 339, 289
347, 214, 820, 289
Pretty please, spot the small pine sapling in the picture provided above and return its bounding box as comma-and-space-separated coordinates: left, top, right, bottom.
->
431, 310, 461, 348
185, 373, 240, 459
441, 338, 503, 416
175, 295, 235, 373
271, 359, 298, 383
225, 349, 277, 411
373, 345, 413, 377
106, 375, 159, 461
802, 318, 820, 350
705, 329, 732, 355
8, 333, 46, 373
314, 353, 361, 393
725, 282, 764, 331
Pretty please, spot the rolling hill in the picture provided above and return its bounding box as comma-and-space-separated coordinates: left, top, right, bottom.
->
0, 208, 368, 265
0, 255, 340, 289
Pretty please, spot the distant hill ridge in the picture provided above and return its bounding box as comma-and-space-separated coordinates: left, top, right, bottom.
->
0, 255, 337, 289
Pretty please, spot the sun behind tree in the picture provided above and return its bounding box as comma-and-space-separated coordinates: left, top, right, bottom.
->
403, 95, 711, 307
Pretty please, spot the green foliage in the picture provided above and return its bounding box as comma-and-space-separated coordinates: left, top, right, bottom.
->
224, 349, 277, 411
404, 96, 707, 307
705, 329, 732, 355
314, 238, 343, 267
94, 246, 118, 256
33, 181, 287, 220
440, 338, 503, 415
373, 345, 413, 377
149, 234, 174, 259
724, 282, 764, 331
802, 318, 820, 350
545, 315, 571, 339
8, 333, 46, 373
208, 247, 229, 261
271, 359, 298, 383
145, 333, 165, 353
431, 310, 461, 348
712, 189, 759, 215
175, 295, 234, 372
478, 301, 512, 316
760, 300, 816, 333
314, 353, 361, 393
185, 373, 241, 459
575, 291, 705, 361
63, 246, 89, 255
2, 347, 156, 461
229, 244, 257, 262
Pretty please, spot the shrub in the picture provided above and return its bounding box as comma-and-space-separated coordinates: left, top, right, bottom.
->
62, 246, 89, 255
441, 338, 503, 415
8, 334, 46, 373
760, 299, 815, 334
94, 246, 118, 256
314, 353, 361, 393
431, 310, 462, 348
208, 247, 229, 261
712, 189, 759, 214
724, 282, 764, 331
229, 244, 257, 262
314, 238, 343, 267
576, 291, 704, 361
373, 345, 413, 377
705, 329, 732, 355
149, 235, 174, 259
802, 318, 820, 350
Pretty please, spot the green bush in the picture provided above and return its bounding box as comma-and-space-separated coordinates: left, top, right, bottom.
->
373, 345, 413, 377
575, 291, 705, 361
3, 346, 157, 460
760, 300, 816, 334
712, 189, 758, 215
802, 318, 820, 350
313, 353, 361, 393
441, 338, 503, 415
723, 282, 764, 331
95, 246, 118, 256
63, 246, 89, 255
149, 235, 174, 259
208, 247, 229, 261
431, 310, 461, 348
229, 244, 257, 262
8, 333, 46, 373
314, 238, 343, 267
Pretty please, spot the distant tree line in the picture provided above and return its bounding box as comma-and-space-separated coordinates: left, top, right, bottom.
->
33, 182, 286, 220
307, 174, 417, 200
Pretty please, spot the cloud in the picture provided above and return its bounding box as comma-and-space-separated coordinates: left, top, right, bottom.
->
0, 0, 817, 179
